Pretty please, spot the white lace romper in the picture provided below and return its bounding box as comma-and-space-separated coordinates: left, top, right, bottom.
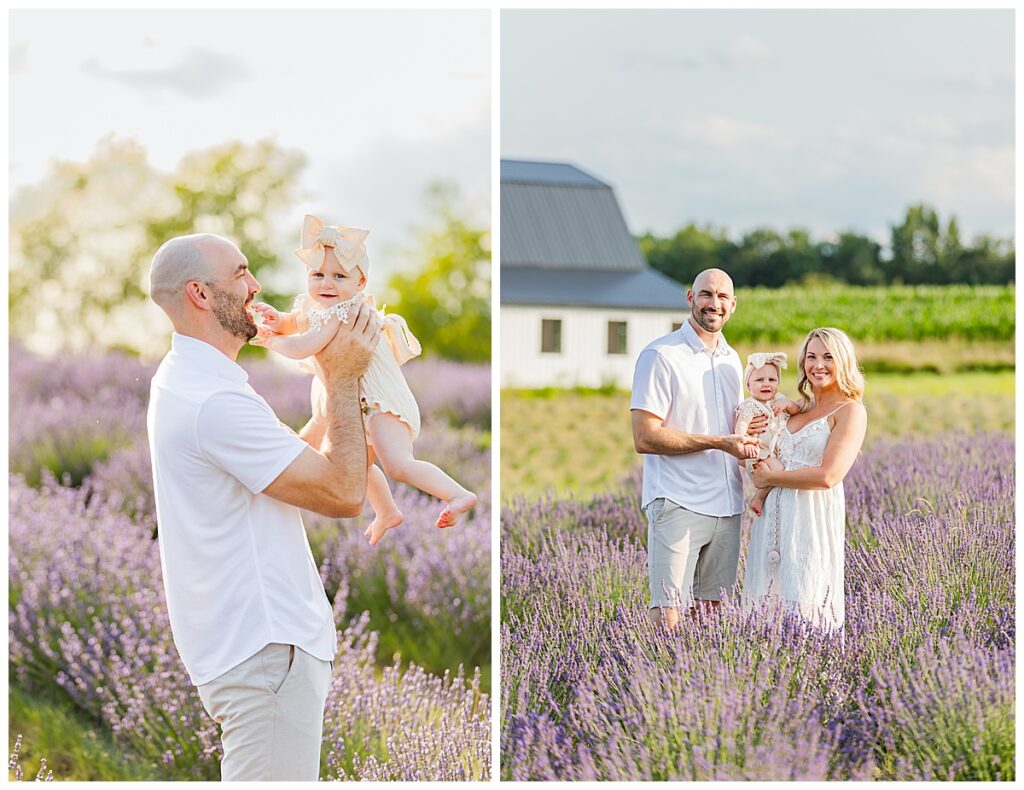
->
297, 293, 421, 442
735, 394, 790, 473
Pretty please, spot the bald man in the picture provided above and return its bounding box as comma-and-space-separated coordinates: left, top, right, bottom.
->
631, 269, 761, 629
147, 233, 381, 780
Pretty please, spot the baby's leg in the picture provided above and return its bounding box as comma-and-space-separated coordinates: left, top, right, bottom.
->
368, 412, 477, 528
744, 457, 770, 517
750, 487, 770, 517
364, 460, 403, 546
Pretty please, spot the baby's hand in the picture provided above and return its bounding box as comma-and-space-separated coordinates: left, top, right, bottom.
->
252, 302, 284, 331
780, 398, 801, 415
744, 444, 758, 459
249, 324, 275, 347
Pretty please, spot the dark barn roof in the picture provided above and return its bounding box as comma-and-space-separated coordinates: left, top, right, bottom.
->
500, 159, 687, 309
502, 266, 688, 311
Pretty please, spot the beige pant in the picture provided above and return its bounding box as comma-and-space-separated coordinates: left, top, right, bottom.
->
197, 643, 332, 781
646, 498, 741, 608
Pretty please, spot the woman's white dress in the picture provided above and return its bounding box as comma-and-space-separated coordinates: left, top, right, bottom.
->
743, 410, 846, 631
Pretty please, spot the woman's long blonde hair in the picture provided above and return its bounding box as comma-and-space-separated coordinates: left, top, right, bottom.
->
796, 327, 864, 407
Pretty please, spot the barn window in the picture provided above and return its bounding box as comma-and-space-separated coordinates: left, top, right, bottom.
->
607, 321, 627, 355
541, 319, 562, 353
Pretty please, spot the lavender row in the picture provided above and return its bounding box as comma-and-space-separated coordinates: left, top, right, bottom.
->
10, 343, 492, 488
12, 342, 492, 680
501, 434, 1014, 780
9, 475, 491, 780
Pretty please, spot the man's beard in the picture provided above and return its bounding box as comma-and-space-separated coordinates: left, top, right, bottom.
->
692, 305, 726, 333
210, 285, 257, 341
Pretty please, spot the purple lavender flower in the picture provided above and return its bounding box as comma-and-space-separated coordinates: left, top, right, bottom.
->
9, 344, 492, 781
501, 434, 1014, 781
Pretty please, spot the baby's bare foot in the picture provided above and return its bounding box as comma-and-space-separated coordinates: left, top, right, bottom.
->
435, 491, 478, 529
364, 509, 404, 546
750, 491, 767, 517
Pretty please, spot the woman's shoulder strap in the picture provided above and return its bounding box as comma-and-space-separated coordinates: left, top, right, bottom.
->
825, 400, 864, 421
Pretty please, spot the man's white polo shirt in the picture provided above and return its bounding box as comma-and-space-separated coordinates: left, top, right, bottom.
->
630, 320, 744, 517
147, 333, 337, 686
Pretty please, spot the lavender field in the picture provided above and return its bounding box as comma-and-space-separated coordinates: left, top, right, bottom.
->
501, 434, 1014, 780
9, 344, 491, 781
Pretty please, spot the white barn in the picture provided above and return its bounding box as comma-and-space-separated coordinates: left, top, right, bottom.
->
500, 159, 689, 388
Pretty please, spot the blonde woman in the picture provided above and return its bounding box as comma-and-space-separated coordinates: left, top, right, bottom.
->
743, 328, 867, 631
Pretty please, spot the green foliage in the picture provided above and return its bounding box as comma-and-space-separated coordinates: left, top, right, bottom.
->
728, 284, 1014, 343
343, 565, 492, 692
10, 138, 305, 357
501, 372, 1014, 500
638, 204, 1015, 288
11, 435, 123, 490
9, 683, 158, 781
384, 184, 491, 362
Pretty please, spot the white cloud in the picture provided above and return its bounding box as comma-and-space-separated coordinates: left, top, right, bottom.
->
675, 113, 789, 151
711, 34, 773, 70
902, 113, 961, 142
80, 46, 250, 98
622, 51, 701, 71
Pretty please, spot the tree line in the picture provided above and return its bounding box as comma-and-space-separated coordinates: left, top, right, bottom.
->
10, 139, 489, 361
637, 204, 1015, 288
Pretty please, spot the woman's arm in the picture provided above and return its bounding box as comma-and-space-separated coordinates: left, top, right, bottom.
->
752, 402, 867, 490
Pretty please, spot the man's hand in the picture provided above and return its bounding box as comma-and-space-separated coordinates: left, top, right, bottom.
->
315, 302, 381, 382
721, 433, 760, 460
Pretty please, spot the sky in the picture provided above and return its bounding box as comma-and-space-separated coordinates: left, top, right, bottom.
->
10, 9, 491, 283
502, 9, 1014, 246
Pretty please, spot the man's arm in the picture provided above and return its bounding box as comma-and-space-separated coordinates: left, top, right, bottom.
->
262, 303, 380, 517
631, 409, 757, 459
298, 415, 327, 451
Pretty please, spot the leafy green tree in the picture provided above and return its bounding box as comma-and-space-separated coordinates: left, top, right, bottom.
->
954, 234, 1016, 284
10, 138, 305, 357
640, 204, 1012, 287
638, 223, 736, 287
819, 231, 884, 285
733, 227, 788, 286
382, 184, 490, 362
888, 204, 943, 284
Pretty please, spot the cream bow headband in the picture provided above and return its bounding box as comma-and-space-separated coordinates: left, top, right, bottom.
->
294, 214, 370, 277
744, 352, 788, 390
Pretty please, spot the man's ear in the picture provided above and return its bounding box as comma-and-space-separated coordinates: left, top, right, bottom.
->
186, 281, 212, 311
685, 290, 694, 307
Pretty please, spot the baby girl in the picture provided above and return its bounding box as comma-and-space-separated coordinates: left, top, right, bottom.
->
734, 352, 801, 516
252, 214, 477, 544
